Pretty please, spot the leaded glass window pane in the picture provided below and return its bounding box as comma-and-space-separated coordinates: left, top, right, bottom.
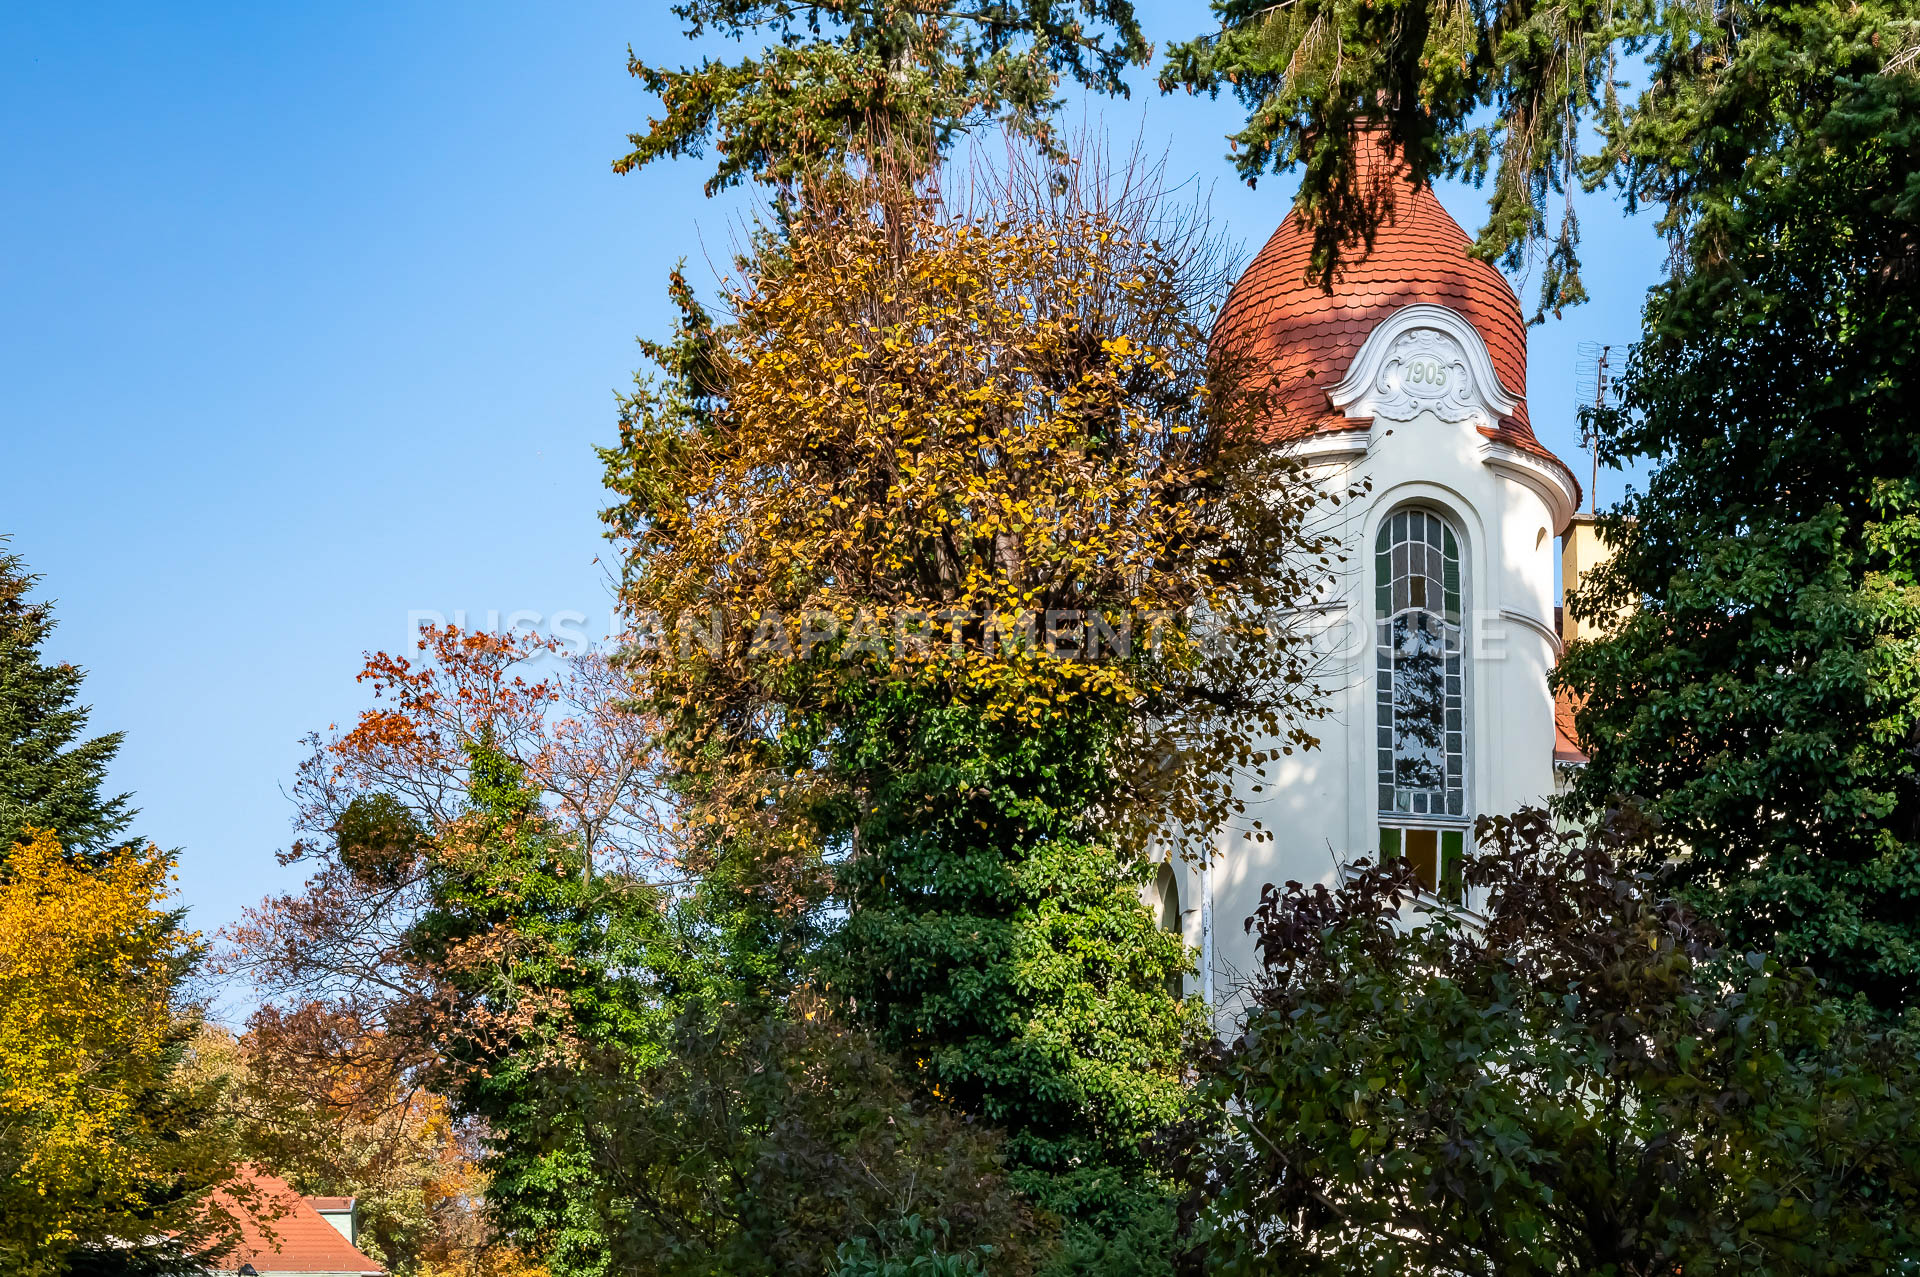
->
1375, 509, 1467, 819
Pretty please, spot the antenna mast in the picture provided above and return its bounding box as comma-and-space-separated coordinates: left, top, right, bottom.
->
1574, 341, 1614, 514
1589, 344, 1608, 513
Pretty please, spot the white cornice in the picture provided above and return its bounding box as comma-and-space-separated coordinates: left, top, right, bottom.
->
1500, 607, 1564, 657
1481, 439, 1581, 534
1284, 429, 1371, 463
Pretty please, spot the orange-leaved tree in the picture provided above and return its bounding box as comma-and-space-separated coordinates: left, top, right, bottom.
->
190, 1018, 532, 1276
222, 625, 675, 1087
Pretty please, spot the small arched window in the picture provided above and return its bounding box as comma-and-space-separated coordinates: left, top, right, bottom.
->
1153, 860, 1181, 935
1153, 861, 1184, 996
1375, 507, 1467, 898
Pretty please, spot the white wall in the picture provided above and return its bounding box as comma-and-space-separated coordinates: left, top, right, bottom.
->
1165, 304, 1577, 1024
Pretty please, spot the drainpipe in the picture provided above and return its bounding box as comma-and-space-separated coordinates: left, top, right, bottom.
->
1200, 843, 1215, 1010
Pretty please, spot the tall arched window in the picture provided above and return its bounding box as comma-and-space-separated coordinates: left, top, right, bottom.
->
1375, 507, 1467, 898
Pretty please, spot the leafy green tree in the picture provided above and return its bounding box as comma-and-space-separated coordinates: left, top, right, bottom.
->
618, 0, 1150, 192
1183, 808, 1920, 1275
0, 541, 134, 862
570, 990, 1043, 1276
1557, 54, 1920, 1011
401, 738, 1038, 1276
823, 693, 1195, 1274
833, 1215, 997, 1277
402, 739, 676, 1277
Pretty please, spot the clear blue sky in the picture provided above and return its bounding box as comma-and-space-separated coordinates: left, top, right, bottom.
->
0, 2, 1664, 944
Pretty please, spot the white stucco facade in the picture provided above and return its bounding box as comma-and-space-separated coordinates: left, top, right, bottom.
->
1165, 302, 1579, 1018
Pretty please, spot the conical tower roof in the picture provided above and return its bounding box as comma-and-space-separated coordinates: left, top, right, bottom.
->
1215, 134, 1572, 481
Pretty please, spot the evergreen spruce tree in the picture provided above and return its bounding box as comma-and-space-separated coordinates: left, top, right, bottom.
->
617, 0, 1150, 193
0, 540, 134, 860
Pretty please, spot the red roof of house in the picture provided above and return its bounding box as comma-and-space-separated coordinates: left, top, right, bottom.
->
1213, 131, 1574, 488
1554, 687, 1589, 765
204, 1168, 384, 1274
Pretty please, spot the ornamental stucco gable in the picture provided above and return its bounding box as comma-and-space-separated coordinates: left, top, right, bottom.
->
1326, 303, 1521, 431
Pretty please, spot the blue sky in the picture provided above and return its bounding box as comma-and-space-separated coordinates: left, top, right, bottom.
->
0, 2, 1665, 948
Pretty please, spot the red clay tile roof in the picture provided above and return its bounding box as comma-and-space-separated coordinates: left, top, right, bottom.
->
1554, 686, 1589, 765
205, 1168, 384, 1274
1214, 131, 1574, 488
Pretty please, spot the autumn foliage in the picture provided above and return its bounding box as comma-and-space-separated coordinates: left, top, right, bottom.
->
592, 154, 1356, 1270
223, 625, 674, 1089
603, 162, 1346, 859
189, 1020, 523, 1276
0, 829, 230, 1274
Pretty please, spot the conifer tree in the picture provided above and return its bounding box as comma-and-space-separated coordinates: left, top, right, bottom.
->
618, 0, 1150, 192
1161, 0, 1920, 318
0, 541, 134, 861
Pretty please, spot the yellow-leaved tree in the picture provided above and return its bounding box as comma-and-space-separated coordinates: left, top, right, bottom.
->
604, 158, 1349, 864
599, 150, 1353, 1268
0, 828, 233, 1275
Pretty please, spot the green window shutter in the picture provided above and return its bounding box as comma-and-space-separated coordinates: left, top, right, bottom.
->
1440, 829, 1465, 903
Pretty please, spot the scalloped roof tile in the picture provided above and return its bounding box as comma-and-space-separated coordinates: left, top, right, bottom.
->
1214, 133, 1575, 489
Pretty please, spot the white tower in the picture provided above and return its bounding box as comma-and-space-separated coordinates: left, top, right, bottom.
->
1171, 135, 1583, 1015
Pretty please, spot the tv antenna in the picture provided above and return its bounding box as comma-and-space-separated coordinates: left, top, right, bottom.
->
1573, 341, 1622, 513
